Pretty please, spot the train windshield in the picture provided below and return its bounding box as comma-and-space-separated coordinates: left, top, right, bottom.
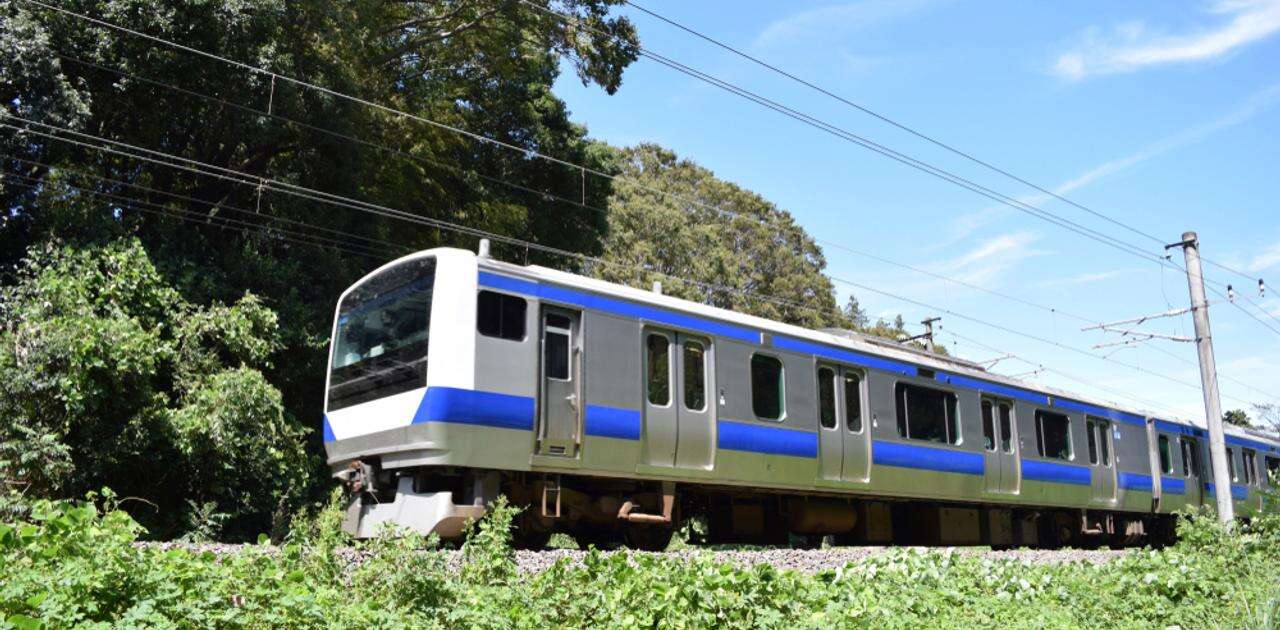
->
328, 258, 435, 411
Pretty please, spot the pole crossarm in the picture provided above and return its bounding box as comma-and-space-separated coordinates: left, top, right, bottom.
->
1089, 326, 1195, 343
1081, 305, 1194, 330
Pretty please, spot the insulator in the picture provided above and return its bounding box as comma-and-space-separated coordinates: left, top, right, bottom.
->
1227, 284, 1236, 300
1260, 278, 1266, 298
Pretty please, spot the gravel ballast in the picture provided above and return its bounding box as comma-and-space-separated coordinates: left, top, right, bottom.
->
135, 542, 1130, 574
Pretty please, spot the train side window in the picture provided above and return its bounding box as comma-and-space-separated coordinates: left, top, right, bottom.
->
1244, 450, 1258, 485
477, 291, 526, 340
645, 334, 670, 406
895, 383, 960, 445
817, 367, 836, 429
1035, 410, 1071, 461
1267, 456, 1280, 482
999, 404, 1014, 453
1158, 436, 1172, 474
843, 371, 863, 433
1227, 447, 1237, 482
682, 340, 707, 411
1086, 420, 1098, 465
981, 400, 995, 451
751, 354, 785, 421
1180, 439, 1201, 477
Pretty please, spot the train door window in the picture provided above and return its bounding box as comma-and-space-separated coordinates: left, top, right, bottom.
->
999, 404, 1014, 453
682, 339, 707, 411
1034, 411, 1071, 461
1099, 423, 1111, 466
1227, 447, 1237, 482
645, 334, 670, 406
1158, 436, 1173, 474
544, 314, 571, 381
1243, 450, 1258, 485
751, 354, 785, 421
1179, 439, 1200, 477
1267, 456, 1280, 482
817, 367, 837, 429
477, 291, 526, 340
895, 383, 960, 445
843, 371, 863, 433
981, 400, 996, 451
1086, 420, 1099, 465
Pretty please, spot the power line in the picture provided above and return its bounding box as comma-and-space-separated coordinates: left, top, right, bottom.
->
28, 0, 1280, 344
7, 110, 1274, 411
9, 3, 1277, 408
528, 0, 1280, 340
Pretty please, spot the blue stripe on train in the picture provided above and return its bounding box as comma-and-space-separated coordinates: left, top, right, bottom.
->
1021, 459, 1091, 486
412, 386, 536, 431
1052, 399, 1146, 427
772, 336, 917, 376
322, 414, 336, 443
585, 405, 641, 440
1118, 472, 1153, 492
479, 272, 761, 344
934, 373, 1047, 405
1161, 476, 1187, 495
717, 420, 818, 458
1204, 482, 1249, 501
871, 441, 984, 475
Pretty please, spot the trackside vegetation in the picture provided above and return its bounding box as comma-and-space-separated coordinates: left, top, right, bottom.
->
3, 491, 1279, 628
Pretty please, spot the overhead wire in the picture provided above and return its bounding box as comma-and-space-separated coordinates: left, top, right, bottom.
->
8, 1, 1278, 408
525, 0, 1280, 339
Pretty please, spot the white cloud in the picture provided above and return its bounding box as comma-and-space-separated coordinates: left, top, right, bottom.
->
1036, 268, 1142, 288
1052, 0, 1280, 80
943, 81, 1280, 243
753, 0, 942, 50
1247, 240, 1280, 272
933, 231, 1045, 285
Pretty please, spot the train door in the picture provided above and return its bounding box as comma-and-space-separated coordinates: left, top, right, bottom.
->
981, 399, 1019, 494
642, 329, 677, 467
838, 367, 871, 482
1180, 437, 1204, 507
816, 365, 842, 480
1087, 419, 1117, 504
674, 335, 715, 469
537, 308, 581, 457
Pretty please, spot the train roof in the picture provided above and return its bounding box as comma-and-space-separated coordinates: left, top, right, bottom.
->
418, 248, 1280, 451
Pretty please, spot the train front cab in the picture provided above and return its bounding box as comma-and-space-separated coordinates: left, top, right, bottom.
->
323, 248, 529, 538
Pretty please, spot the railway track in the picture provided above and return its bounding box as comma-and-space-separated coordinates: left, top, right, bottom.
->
136, 542, 1130, 574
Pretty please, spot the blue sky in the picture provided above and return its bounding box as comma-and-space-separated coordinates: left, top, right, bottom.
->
552, 0, 1280, 423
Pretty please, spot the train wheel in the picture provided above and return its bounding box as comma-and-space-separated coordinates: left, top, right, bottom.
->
511, 509, 552, 550
624, 524, 675, 552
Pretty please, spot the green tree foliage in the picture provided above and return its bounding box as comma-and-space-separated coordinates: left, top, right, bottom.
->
1225, 409, 1252, 428
595, 144, 848, 329
0, 0, 640, 535
0, 238, 307, 539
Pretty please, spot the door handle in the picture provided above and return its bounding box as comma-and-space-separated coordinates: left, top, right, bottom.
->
565, 392, 578, 410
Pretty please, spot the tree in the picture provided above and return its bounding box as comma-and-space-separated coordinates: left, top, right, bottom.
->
1224, 409, 1252, 428
1, 0, 643, 530
594, 144, 848, 329
0, 235, 307, 539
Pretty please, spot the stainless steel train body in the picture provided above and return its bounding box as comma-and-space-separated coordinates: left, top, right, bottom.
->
323, 247, 1280, 548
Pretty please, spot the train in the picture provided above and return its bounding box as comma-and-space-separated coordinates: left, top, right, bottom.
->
323, 245, 1280, 549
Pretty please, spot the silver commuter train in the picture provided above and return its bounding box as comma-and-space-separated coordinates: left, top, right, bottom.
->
323, 246, 1280, 549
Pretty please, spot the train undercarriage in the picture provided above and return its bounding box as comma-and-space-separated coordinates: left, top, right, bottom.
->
337, 463, 1178, 550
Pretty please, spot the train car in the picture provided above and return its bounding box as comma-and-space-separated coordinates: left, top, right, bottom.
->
322, 246, 1279, 549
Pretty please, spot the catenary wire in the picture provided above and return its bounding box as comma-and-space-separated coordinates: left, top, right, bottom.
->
26, 0, 1280, 340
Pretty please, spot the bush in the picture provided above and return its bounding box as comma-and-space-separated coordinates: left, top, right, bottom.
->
3, 491, 1279, 628
0, 239, 309, 540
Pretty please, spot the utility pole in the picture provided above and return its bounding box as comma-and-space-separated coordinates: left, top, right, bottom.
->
1168, 231, 1234, 523
901, 317, 941, 352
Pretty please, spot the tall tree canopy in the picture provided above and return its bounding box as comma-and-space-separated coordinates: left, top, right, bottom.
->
595, 144, 849, 329
0, 0, 640, 536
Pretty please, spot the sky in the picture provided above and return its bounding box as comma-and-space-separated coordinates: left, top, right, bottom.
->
552, 0, 1280, 424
